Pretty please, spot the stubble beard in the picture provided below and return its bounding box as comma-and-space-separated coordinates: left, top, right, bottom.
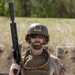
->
31, 41, 43, 50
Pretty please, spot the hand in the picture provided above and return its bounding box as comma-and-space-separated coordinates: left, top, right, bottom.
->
9, 63, 21, 75
9, 58, 21, 75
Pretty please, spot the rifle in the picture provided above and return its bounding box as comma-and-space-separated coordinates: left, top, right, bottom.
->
9, 2, 21, 75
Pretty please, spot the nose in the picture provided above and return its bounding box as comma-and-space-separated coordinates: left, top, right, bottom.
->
35, 36, 40, 40
36, 36, 40, 38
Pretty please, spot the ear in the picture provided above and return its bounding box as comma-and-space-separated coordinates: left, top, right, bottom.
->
42, 38, 45, 45
25, 35, 31, 44
27, 36, 31, 44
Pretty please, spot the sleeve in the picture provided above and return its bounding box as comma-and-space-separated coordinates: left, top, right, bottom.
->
54, 58, 66, 75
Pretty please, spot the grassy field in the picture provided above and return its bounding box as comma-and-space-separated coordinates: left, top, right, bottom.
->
0, 17, 75, 47
0, 17, 75, 74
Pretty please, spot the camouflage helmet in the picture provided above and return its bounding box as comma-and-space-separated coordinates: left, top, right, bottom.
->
25, 23, 49, 45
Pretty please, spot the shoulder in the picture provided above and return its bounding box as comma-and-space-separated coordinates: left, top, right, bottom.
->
50, 54, 66, 75
19, 41, 30, 56
49, 54, 60, 69
50, 54, 58, 59
50, 54, 60, 63
19, 41, 30, 62
50, 54, 64, 69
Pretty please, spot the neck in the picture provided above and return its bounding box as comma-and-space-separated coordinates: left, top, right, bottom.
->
30, 47, 43, 56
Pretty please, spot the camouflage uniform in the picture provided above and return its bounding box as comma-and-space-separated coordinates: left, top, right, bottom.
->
20, 47, 66, 75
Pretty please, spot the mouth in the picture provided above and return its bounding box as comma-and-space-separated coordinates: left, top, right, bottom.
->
31, 42, 43, 50
34, 43, 41, 45
33, 41, 41, 45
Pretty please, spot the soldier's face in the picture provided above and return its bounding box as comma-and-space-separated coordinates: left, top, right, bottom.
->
30, 34, 45, 50
30, 34, 44, 45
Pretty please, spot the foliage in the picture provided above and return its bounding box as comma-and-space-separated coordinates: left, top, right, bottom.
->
0, 0, 75, 18
0, 0, 9, 16
0, 1, 4, 16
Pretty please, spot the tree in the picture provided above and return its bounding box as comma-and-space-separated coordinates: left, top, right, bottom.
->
1, 0, 75, 18
15, 0, 31, 17
0, 0, 5, 16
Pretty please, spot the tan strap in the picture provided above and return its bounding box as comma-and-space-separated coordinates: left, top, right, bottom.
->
24, 57, 50, 69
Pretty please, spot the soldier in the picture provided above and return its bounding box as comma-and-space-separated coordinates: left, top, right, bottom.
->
9, 23, 66, 75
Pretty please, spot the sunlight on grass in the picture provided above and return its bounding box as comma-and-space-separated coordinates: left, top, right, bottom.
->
0, 17, 75, 48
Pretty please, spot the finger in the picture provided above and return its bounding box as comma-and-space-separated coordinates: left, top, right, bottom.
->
12, 58, 16, 64
11, 64, 21, 70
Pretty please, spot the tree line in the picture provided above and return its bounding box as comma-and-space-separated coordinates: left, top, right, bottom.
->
0, 0, 75, 18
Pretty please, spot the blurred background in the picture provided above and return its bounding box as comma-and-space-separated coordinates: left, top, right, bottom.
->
1, 0, 75, 18
0, 0, 75, 75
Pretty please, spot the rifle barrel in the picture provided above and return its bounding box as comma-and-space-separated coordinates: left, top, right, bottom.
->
9, 2, 14, 22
